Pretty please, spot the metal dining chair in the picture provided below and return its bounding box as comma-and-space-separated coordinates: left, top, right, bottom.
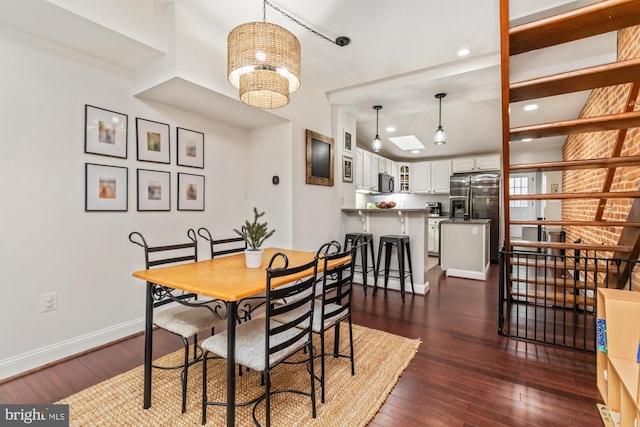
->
201, 252, 319, 426
129, 229, 226, 413
274, 239, 358, 403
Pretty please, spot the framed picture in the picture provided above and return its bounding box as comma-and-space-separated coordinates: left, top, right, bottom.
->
136, 118, 170, 164
305, 129, 334, 186
85, 163, 128, 211
344, 130, 352, 152
176, 127, 204, 168
342, 155, 353, 183
177, 172, 204, 211
84, 105, 128, 158
137, 169, 170, 211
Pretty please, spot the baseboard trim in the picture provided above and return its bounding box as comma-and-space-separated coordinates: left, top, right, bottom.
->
354, 273, 428, 295
444, 267, 488, 281
0, 317, 144, 381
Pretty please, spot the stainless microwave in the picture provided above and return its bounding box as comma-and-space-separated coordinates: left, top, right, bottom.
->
378, 173, 394, 193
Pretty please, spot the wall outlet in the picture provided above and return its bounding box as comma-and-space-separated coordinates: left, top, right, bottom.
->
472, 227, 478, 236
41, 292, 58, 313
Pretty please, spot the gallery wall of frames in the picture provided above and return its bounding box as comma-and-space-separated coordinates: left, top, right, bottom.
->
83, 104, 206, 212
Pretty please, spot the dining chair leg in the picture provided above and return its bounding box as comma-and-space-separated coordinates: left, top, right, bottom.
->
349, 318, 355, 376
333, 322, 341, 357
181, 337, 189, 413
309, 341, 317, 418
201, 352, 209, 425
265, 370, 272, 427
320, 330, 326, 403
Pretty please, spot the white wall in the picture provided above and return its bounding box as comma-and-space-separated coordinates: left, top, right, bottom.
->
0, 15, 347, 378
248, 122, 294, 249
0, 26, 256, 378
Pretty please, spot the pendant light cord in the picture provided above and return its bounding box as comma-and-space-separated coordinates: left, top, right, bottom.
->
264, 0, 350, 46
376, 107, 380, 137
438, 96, 442, 127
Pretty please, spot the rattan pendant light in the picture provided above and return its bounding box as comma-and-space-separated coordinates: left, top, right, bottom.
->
227, 1, 301, 109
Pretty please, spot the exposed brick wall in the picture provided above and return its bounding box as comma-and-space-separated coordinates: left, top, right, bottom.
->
561, 25, 640, 289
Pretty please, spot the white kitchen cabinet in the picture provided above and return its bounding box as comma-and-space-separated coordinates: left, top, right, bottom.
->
355, 148, 364, 189
411, 162, 431, 193
475, 154, 501, 171
428, 217, 446, 254
451, 157, 476, 173
384, 158, 393, 174
412, 160, 450, 194
451, 154, 501, 173
430, 160, 451, 193
370, 154, 379, 191
398, 163, 411, 192
355, 149, 393, 192
363, 150, 372, 190
378, 156, 386, 173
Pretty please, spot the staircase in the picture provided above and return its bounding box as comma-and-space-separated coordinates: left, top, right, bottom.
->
499, 0, 640, 348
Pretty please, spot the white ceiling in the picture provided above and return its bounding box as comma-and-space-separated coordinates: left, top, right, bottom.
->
0, 0, 616, 161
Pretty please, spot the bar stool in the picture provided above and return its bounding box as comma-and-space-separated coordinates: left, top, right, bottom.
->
374, 234, 414, 303
344, 232, 377, 295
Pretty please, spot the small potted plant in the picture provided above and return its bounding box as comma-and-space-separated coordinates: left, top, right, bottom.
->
234, 207, 276, 268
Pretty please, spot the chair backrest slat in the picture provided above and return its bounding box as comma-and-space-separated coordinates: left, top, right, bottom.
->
319, 240, 359, 321
198, 227, 247, 258
129, 230, 198, 307
265, 253, 318, 360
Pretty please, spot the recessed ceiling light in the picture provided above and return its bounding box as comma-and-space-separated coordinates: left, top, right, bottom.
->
522, 138, 532, 142
389, 135, 425, 151
411, 149, 420, 154
457, 48, 471, 57
386, 126, 396, 132
524, 104, 538, 111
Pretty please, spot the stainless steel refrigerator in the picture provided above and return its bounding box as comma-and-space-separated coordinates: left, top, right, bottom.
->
449, 172, 500, 263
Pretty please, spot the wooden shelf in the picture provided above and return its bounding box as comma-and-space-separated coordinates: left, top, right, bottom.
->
510, 0, 640, 55
596, 288, 640, 426
510, 111, 640, 140
510, 156, 640, 172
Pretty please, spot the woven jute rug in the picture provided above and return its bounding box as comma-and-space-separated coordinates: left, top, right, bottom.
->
57, 323, 420, 426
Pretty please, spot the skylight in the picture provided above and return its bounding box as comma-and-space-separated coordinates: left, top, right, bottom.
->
388, 135, 425, 151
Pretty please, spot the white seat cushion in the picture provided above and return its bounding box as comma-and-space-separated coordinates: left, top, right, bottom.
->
201, 318, 308, 372
274, 303, 347, 333
154, 301, 226, 338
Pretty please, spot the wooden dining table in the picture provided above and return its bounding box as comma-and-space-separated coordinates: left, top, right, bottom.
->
132, 247, 349, 426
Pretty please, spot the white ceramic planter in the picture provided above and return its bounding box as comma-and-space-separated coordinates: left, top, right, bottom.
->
244, 249, 264, 269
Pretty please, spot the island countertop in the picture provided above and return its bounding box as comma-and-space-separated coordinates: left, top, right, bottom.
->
439, 218, 491, 224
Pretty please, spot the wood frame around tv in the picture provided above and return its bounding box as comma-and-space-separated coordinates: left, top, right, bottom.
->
305, 129, 334, 186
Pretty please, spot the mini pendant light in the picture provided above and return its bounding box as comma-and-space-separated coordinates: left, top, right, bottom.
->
434, 93, 447, 145
372, 105, 382, 152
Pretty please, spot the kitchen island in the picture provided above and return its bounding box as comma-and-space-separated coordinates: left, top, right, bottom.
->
341, 208, 431, 295
440, 219, 491, 280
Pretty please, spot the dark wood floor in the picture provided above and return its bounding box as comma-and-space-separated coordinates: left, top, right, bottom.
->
0, 264, 602, 426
